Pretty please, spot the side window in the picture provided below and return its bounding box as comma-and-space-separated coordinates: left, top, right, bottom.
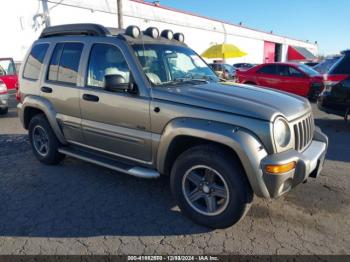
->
0, 59, 16, 76
276, 65, 288, 76
257, 65, 277, 74
48, 43, 64, 81
23, 43, 49, 80
47, 42, 83, 85
288, 66, 304, 77
87, 43, 130, 88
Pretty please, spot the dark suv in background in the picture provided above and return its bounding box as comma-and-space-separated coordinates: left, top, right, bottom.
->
318, 50, 350, 120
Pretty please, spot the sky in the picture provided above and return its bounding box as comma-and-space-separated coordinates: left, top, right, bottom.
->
155, 0, 349, 55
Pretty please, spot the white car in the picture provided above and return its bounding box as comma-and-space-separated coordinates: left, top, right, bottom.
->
0, 79, 8, 114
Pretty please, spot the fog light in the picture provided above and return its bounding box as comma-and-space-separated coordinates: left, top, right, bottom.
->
265, 161, 296, 174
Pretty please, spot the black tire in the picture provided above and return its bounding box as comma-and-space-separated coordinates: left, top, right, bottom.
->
28, 114, 65, 165
170, 145, 253, 229
0, 107, 8, 115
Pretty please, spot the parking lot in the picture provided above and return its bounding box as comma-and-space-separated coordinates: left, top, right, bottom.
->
0, 95, 349, 255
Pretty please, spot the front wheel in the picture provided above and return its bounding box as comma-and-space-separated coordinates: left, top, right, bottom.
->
170, 145, 253, 228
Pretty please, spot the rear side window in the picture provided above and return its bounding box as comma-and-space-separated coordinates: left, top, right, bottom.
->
329, 56, 350, 74
23, 43, 49, 80
257, 64, 277, 74
47, 42, 83, 85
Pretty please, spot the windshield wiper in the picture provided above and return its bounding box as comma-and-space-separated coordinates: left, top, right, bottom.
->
156, 78, 208, 87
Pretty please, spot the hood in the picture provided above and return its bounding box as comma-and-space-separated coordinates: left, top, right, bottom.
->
152, 82, 311, 122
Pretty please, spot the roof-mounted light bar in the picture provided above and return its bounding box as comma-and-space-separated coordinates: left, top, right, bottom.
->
145, 27, 160, 38
161, 29, 174, 40
174, 33, 185, 42
125, 25, 141, 38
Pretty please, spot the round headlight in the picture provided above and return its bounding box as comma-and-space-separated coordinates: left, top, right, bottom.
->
273, 118, 291, 147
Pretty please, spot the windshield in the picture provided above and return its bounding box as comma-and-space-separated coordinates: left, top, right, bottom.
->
132, 44, 219, 86
297, 64, 320, 77
0, 59, 16, 76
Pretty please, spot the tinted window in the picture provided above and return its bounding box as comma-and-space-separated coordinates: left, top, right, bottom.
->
288, 66, 304, 77
329, 56, 350, 74
48, 43, 64, 81
276, 65, 304, 77
0, 59, 16, 76
314, 57, 341, 74
257, 65, 277, 74
87, 44, 130, 88
297, 64, 320, 77
23, 43, 49, 80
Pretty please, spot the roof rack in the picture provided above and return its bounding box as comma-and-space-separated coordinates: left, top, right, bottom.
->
39, 23, 112, 38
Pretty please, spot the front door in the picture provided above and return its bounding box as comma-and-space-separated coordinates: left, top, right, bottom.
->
80, 42, 152, 163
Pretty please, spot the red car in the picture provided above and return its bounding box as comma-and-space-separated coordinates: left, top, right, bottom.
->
0, 57, 18, 93
236, 62, 324, 99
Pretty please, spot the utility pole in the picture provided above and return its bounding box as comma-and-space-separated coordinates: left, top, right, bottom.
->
117, 0, 123, 29
41, 0, 51, 27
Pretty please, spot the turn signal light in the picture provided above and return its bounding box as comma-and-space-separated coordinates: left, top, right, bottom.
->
265, 161, 296, 174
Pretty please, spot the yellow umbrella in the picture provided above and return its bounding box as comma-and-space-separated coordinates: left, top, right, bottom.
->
201, 43, 247, 59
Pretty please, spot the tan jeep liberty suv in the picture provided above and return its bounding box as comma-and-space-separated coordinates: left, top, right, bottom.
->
17, 24, 328, 228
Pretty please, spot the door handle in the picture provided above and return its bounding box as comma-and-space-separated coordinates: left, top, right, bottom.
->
41, 86, 53, 93
82, 94, 99, 102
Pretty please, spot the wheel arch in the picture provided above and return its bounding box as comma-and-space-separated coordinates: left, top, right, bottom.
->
156, 118, 271, 198
20, 95, 67, 145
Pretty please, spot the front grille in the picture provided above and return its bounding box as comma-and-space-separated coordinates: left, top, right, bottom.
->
293, 113, 314, 152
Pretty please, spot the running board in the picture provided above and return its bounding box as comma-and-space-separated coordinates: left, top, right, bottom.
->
58, 147, 160, 179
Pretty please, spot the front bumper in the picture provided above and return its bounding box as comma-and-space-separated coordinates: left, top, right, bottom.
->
260, 127, 328, 198
0, 93, 8, 108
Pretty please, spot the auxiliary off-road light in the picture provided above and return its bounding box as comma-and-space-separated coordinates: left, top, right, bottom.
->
125, 25, 141, 38
265, 161, 296, 174
161, 29, 174, 40
174, 32, 185, 42
145, 27, 160, 38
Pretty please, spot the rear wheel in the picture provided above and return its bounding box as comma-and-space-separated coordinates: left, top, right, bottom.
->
28, 114, 65, 165
170, 145, 253, 228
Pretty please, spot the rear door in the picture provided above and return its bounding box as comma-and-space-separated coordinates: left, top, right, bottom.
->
42, 41, 85, 143
0, 58, 17, 92
255, 64, 280, 88
276, 65, 310, 96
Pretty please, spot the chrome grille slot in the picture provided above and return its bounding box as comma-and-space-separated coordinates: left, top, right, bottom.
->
293, 113, 314, 152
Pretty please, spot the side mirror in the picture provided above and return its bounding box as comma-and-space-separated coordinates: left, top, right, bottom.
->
104, 74, 129, 91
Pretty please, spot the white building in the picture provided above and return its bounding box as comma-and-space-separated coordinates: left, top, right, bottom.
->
1, 0, 318, 64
